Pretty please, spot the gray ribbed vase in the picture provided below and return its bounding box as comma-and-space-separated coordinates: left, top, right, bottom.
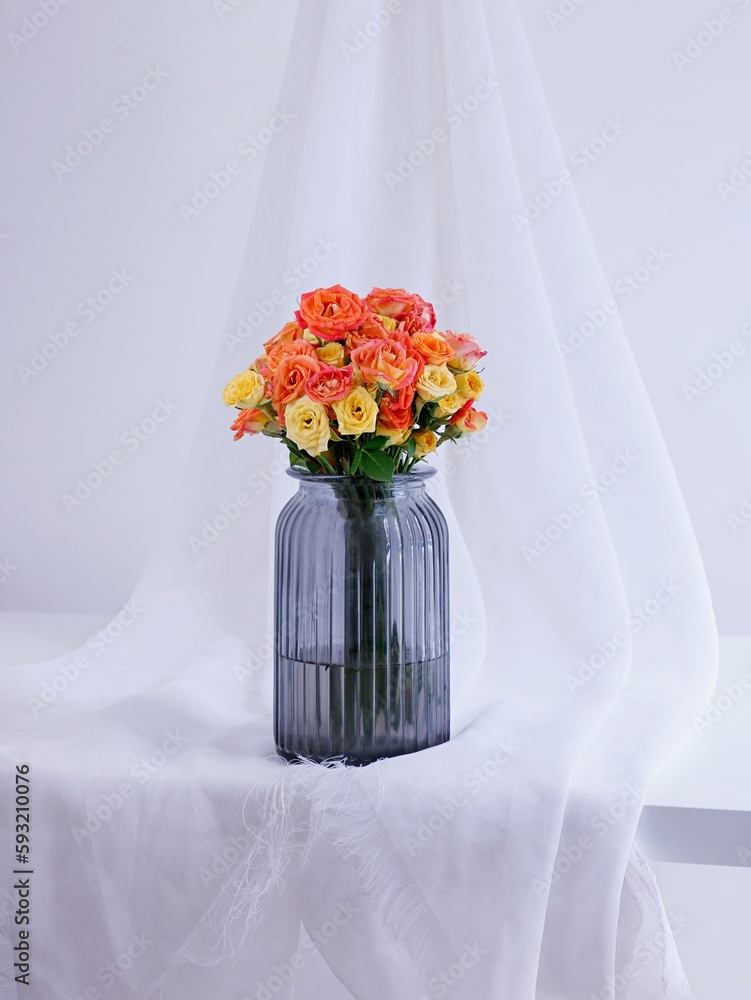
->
274, 466, 450, 764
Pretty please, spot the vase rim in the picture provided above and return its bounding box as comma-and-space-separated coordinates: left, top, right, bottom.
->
286, 464, 436, 484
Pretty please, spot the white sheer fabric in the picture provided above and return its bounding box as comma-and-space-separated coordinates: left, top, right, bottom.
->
1, 1, 717, 998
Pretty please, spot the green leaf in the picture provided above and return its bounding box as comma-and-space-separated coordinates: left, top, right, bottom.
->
350, 449, 362, 475
417, 403, 436, 428
359, 449, 395, 482
289, 451, 306, 468
405, 436, 417, 460
317, 454, 337, 475
364, 435, 390, 451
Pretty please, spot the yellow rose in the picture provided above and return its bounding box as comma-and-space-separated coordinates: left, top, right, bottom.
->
375, 423, 411, 447
415, 364, 457, 402
435, 392, 465, 417
413, 429, 438, 457
454, 370, 484, 401
284, 396, 331, 456
222, 369, 265, 407
315, 343, 346, 367
333, 386, 379, 436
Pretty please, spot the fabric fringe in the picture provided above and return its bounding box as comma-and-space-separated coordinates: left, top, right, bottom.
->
303, 759, 449, 971
147, 756, 454, 997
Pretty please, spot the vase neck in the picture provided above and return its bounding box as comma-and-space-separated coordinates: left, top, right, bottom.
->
289, 467, 435, 501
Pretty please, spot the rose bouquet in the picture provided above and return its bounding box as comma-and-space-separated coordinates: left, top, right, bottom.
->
222, 284, 487, 481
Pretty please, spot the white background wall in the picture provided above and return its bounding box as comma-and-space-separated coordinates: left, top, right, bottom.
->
1, 0, 750, 634
520, 0, 751, 636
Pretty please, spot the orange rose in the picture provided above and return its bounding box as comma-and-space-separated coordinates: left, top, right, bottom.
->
452, 404, 488, 433
378, 394, 413, 431
393, 382, 416, 409
365, 288, 436, 332
346, 313, 401, 352
263, 321, 305, 354
350, 339, 419, 390
364, 287, 414, 317
411, 331, 455, 366
265, 339, 317, 376
449, 398, 473, 425
271, 353, 322, 408
305, 364, 354, 404
402, 294, 436, 334
230, 408, 271, 441
297, 285, 367, 342
445, 332, 487, 371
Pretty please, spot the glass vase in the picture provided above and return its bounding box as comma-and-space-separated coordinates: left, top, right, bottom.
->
274, 466, 450, 764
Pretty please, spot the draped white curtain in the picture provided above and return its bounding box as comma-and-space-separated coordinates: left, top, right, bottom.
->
0, 1, 717, 998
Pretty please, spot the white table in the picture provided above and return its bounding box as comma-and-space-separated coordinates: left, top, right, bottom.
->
1, 612, 748, 998
639, 635, 751, 867
1, 612, 748, 868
